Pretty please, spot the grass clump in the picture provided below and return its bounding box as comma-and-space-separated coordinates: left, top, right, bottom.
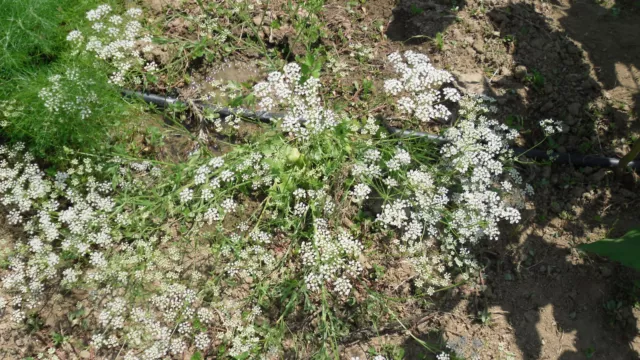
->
0, 0, 111, 77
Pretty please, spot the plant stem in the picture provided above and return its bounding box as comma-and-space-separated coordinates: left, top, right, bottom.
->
616, 138, 640, 177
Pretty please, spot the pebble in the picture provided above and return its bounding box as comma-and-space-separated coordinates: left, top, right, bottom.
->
514, 65, 528, 79
457, 72, 483, 84
473, 38, 485, 54
80, 350, 91, 359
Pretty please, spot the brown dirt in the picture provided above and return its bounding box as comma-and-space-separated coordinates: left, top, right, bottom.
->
328, 0, 640, 358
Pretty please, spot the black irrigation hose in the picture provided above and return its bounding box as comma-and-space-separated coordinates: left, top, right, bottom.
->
123, 90, 640, 169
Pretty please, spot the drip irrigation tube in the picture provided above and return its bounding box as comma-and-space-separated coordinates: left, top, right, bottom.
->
123, 90, 640, 169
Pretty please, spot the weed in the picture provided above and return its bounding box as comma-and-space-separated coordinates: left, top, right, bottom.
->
525, 69, 545, 91
585, 346, 596, 358
435, 32, 445, 51
51, 332, 68, 347
410, 4, 425, 15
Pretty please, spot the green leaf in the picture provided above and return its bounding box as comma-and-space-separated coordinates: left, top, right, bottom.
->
579, 228, 640, 270
191, 351, 203, 360
233, 352, 250, 360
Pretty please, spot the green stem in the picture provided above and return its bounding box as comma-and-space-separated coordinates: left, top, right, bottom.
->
617, 138, 640, 177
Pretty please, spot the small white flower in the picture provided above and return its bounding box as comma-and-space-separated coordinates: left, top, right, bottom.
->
179, 188, 193, 203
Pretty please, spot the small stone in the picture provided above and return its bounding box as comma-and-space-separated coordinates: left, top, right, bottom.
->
14, 338, 23, 346
451, 28, 463, 41
80, 351, 91, 359
252, 15, 263, 26
568, 102, 581, 116
457, 72, 483, 84
539, 265, 546, 273
473, 38, 485, 54
565, 114, 577, 126
500, 66, 512, 76
488, 11, 508, 24
514, 65, 528, 79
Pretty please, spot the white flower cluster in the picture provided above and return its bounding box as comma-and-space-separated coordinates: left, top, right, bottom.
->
539, 118, 564, 136
350, 183, 371, 203
181, 152, 273, 226
353, 93, 530, 289
0, 99, 24, 128
301, 219, 363, 297
67, 4, 156, 86
92, 284, 211, 359
288, 187, 336, 219
38, 68, 99, 120
224, 229, 276, 280
0, 148, 125, 310
215, 301, 263, 357
384, 51, 460, 123
0, 143, 279, 357
253, 63, 339, 140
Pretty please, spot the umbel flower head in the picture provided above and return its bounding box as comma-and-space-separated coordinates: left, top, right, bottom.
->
253, 63, 339, 140
67, 4, 156, 86
383, 50, 461, 123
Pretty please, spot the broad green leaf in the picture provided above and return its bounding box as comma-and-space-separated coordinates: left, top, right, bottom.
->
579, 228, 640, 270
190, 351, 203, 360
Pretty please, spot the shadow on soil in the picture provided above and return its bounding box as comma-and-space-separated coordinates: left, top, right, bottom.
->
386, 0, 466, 44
